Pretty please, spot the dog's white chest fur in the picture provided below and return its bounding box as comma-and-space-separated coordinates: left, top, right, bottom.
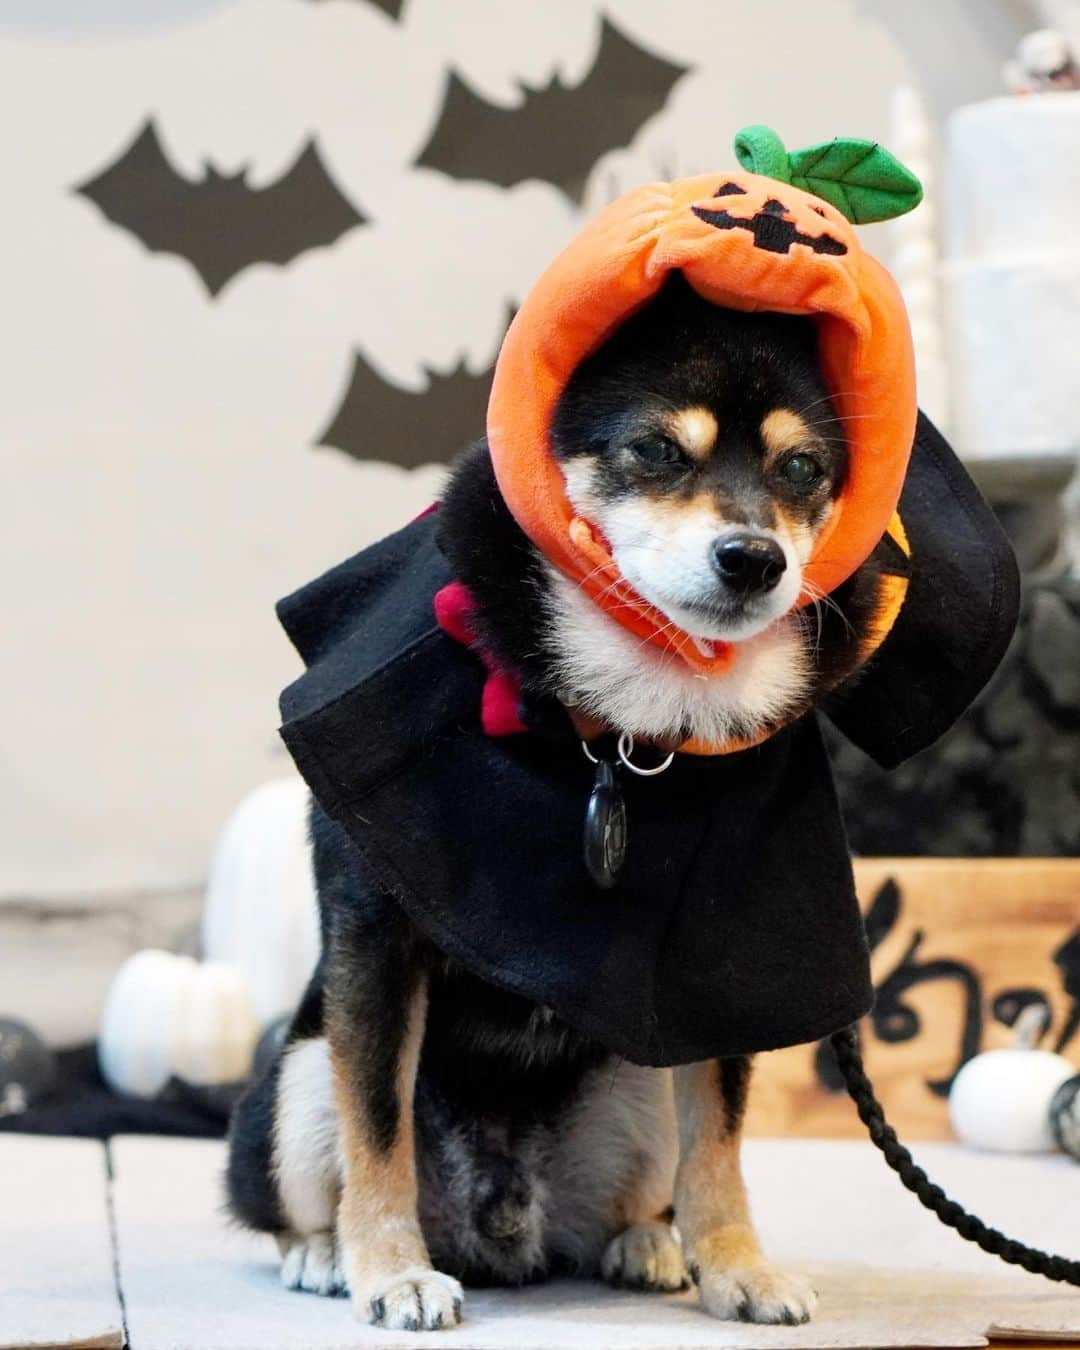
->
543, 569, 810, 747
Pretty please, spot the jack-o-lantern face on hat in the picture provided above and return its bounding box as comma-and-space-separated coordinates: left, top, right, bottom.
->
692, 179, 850, 258
486, 139, 920, 681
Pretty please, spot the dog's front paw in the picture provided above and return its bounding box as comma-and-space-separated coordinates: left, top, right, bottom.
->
280, 1231, 346, 1297
692, 1261, 817, 1325
359, 1266, 464, 1331
602, 1221, 689, 1292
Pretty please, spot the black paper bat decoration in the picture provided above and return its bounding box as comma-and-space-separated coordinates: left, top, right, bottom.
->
75, 120, 366, 296
316, 349, 496, 468
307, 0, 404, 19
415, 17, 689, 204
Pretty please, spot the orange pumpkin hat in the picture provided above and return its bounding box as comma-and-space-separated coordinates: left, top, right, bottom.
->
486, 127, 923, 677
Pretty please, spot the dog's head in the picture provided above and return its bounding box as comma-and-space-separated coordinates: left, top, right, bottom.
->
551, 274, 847, 643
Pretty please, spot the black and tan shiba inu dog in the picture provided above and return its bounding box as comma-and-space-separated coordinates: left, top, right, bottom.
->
225, 273, 911, 1331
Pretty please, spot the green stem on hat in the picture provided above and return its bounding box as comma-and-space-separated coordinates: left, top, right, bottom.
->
732, 124, 924, 225
733, 125, 792, 183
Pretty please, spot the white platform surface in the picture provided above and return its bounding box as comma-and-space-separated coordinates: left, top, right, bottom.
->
2, 1134, 1078, 1350
0, 1135, 123, 1350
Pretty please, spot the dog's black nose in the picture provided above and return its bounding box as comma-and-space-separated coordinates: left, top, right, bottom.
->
712, 532, 787, 595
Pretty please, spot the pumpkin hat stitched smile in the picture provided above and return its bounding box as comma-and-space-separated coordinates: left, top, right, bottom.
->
692, 189, 850, 256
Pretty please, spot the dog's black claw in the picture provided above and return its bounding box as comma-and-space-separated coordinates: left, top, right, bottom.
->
736, 1300, 753, 1322
687, 1262, 701, 1286
369, 1296, 385, 1323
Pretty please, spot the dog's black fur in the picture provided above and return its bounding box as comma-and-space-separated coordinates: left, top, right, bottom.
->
226, 274, 897, 1310
227, 806, 621, 1286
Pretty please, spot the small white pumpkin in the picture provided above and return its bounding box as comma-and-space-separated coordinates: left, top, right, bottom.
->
98, 950, 259, 1098
949, 1005, 1077, 1154
201, 777, 320, 1027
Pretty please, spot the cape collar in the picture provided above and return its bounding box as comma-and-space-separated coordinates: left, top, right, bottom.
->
433, 580, 527, 738
433, 510, 912, 759
434, 578, 683, 753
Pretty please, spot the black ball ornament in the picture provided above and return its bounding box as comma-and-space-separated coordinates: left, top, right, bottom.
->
0, 1017, 57, 1116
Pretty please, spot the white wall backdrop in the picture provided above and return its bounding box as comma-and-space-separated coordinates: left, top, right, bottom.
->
0, 0, 1025, 902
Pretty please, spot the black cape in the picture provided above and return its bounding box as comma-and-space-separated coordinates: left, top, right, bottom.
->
278, 415, 1019, 1067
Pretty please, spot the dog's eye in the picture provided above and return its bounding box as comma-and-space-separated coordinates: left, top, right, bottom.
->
630, 435, 685, 467
780, 453, 823, 487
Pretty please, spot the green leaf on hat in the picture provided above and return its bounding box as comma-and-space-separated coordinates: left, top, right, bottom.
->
788, 138, 924, 223
733, 125, 923, 225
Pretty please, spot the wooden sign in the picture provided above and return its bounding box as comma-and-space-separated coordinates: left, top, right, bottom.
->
747, 859, 1080, 1139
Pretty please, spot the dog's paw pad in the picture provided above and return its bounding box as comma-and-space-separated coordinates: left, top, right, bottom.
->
280, 1232, 346, 1297
602, 1221, 689, 1293
697, 1263, 817, 1325
364, 1267, 464, 1331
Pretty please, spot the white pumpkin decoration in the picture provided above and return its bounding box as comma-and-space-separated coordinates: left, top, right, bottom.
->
201, 777, 321, 1027
949, 1007, 1078, 1154
98, 950, 259, 1098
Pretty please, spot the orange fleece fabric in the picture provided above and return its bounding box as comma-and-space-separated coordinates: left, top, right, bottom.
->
486, 169, 917, 676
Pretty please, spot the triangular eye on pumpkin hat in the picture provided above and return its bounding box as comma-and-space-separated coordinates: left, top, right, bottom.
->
486, 126, 924, 676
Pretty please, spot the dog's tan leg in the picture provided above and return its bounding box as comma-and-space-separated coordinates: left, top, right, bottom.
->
673, 1058, 816, 1325
328, 969, 463, 1331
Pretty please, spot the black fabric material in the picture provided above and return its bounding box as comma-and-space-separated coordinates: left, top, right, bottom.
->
278, 516, 870, 1066
828, 576, 1080, 856
277, 413, 1018, 1067
0, 1045, 230, 1139
824, 412, 1020, 769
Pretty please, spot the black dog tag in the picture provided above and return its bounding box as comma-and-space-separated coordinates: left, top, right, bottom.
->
584, 758, 627, 889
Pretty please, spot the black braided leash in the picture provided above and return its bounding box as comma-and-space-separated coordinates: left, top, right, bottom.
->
829, 1027, 1080, 1286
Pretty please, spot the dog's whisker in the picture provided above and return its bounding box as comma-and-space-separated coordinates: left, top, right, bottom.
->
801, 580, 856, 641
636, 616, 683, 654
793, 387, 867, 417
807, 412, 878, 426
573, 560, 622, 593
791, 602, 823, 657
